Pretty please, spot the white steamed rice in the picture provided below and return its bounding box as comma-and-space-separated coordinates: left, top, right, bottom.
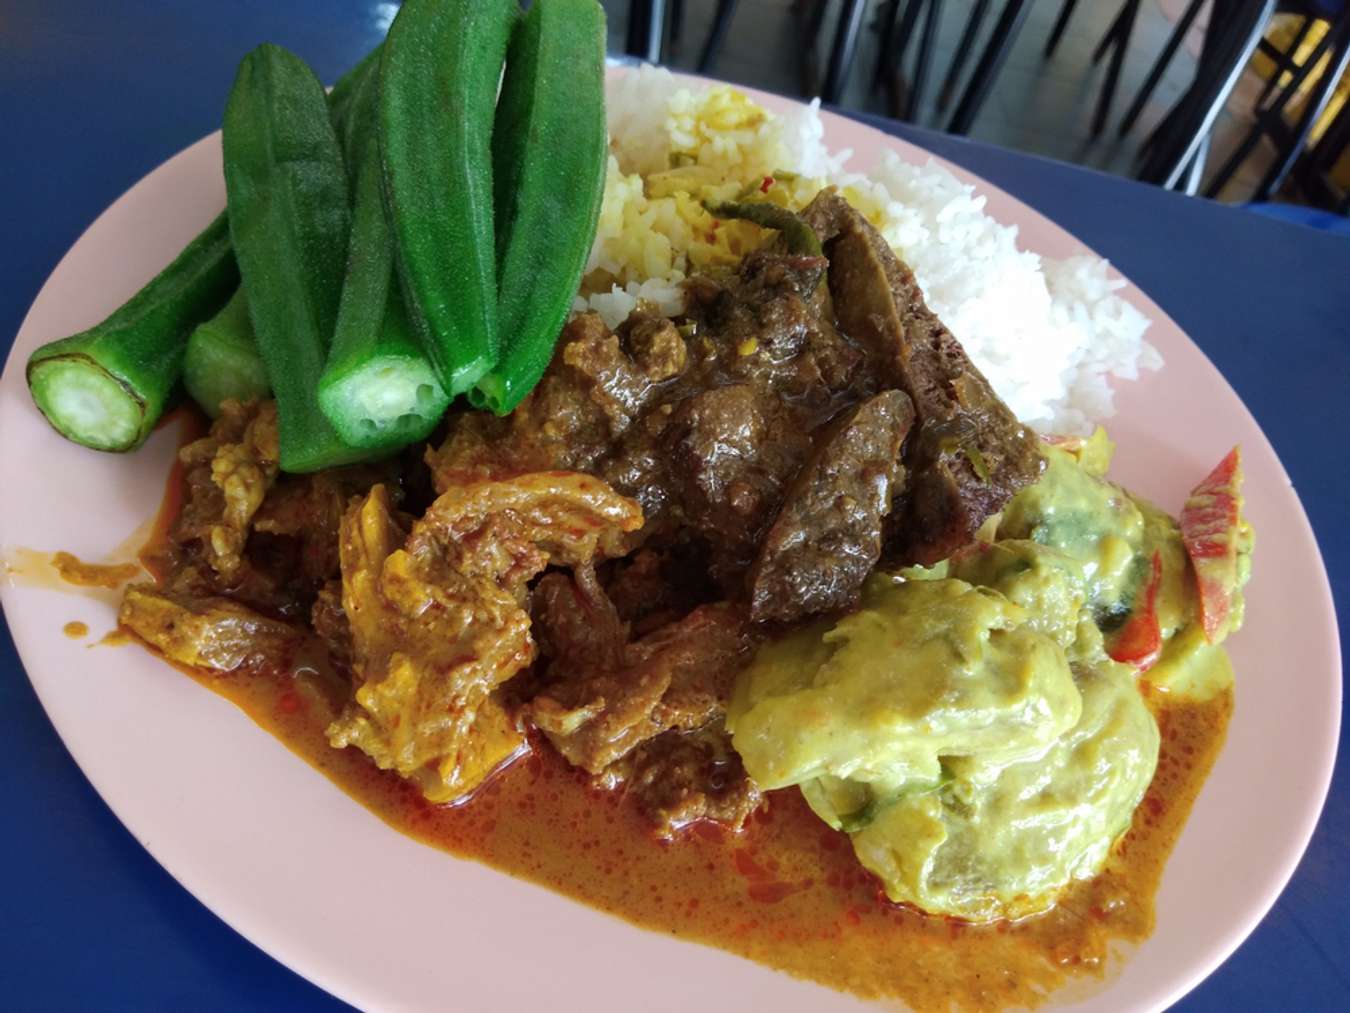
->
578, 67, 1160, 436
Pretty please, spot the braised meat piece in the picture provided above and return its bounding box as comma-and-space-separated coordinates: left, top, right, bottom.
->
310, 580, 352, 675
119, 585, 303, 673
528, 595, 754, 773
173, 399, 280, 583
661, 384, 812, 591
329, 473, 642, 803
622, 724, 762, 837
802, 190, 1044, 564
683, 249, 866, 413
165, 400, 402, 619
427, 312, 666, 489
530, 570, 626, 674
253, 465, 403, 593
601, 544, 718, 631
749, 389, 914, 622
527, 571, 762, 833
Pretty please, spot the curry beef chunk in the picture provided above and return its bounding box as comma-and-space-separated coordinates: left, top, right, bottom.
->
801, 189, 1044, 563
133, 193, 1042, 837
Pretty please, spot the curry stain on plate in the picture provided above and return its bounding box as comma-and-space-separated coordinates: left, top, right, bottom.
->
0, 406, 201, 601
1, 547, 130, 607
62, 620, 89, 639
50, 553, 141, 588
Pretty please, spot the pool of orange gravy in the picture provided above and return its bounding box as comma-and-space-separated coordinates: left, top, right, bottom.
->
170, 650, 1229, 1013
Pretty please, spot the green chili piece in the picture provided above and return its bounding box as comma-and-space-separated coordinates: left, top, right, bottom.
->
183, 287, 270, 418
703, 200, 824, 257
470, 0, 608, 415
379, 0, 519, 395
26, 211, 237, 451
223, 43, 374, 473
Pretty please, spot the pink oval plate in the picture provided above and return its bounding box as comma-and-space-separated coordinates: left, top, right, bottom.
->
0, 74, 1338, 1012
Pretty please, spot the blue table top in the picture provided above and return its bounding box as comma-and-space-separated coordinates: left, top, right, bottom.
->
2, 3, 1346, 1010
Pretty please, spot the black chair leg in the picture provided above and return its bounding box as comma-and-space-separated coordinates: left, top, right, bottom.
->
1044, 0, 1080, 59
939, 0, 992, 110
822, 0, 870, 103
1119, 0, 1204, 136
803, 0, 830, 45
872, 0, 906, 88
1255, 15, 1315, 108
1138, 0, 1276, 190
697, 0, 741, 74
1202, 118, 1268, 197
1093, 0, 1141, 136
1252, 20, 1350, 200
906, 0, 945, 120
669, 0, 685, 53
1092, 0, 1132, 64
947, 0, 1035, 135
880, 0, 925, 106
626, 0, 669, 63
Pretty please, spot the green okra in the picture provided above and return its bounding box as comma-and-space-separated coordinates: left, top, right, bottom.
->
378, 0, 519, 395
318, 62, 450, 449
26, 211, 237, 451
222, 43, 373, 473
183, 286, 270, 418
472, 0, 608, 415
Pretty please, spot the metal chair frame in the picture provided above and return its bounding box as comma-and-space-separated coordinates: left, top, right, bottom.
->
1203, 10, 1350, 199
1136, 0, 1277, 191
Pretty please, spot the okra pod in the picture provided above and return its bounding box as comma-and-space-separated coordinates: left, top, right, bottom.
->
183, 287, 270, 418
222, 43, 372, 473
473, 0, 608, 415
26, 211, 237, 451
318, 65, 450, 449
379, 0, 519, 395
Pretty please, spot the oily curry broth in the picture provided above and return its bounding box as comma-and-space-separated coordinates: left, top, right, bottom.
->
154, 631, 1229, 1010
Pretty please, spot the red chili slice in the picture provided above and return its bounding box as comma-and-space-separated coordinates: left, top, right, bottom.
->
1108, 550, 1163, 671
1179, 447, 1243, 643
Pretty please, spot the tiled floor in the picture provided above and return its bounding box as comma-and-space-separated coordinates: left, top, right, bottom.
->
602, 0, 1277, 201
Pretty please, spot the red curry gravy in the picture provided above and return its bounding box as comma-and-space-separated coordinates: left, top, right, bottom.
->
128, 456, 1233, 1012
